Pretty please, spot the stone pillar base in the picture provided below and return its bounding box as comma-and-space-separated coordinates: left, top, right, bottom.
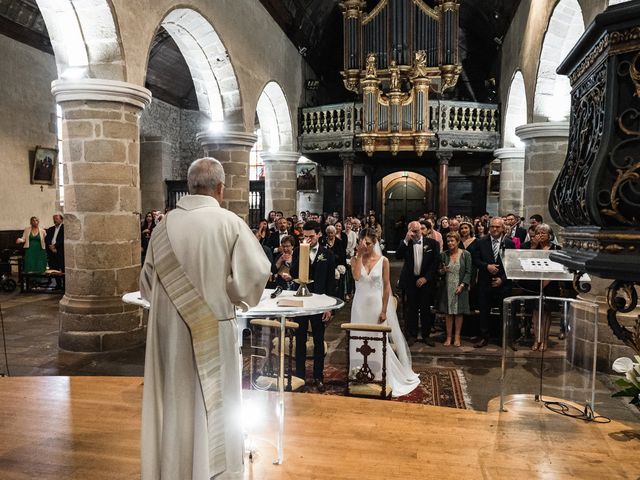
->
59, 296, 145, 352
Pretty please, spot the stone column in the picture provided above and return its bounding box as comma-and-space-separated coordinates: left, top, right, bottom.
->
494, 147, 525, 215
437, 151, 452, 217
515, 122, 569, 231
363, 167, 372, 215
261, 151, 300, 216
341, 153, 355, 218
196, 131, 257, 221
51, 79, 152, 352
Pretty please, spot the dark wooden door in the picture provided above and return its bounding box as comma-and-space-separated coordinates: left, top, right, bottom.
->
384, 181, 427, 249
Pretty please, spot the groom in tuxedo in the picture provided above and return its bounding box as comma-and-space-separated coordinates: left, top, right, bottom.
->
396, 221, 440, 346
290, 220, 336, 392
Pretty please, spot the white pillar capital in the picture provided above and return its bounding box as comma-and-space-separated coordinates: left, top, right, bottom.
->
515, 121, 570, 142
260, 151, 301, 163
494, 147, 525, 160
196, 131, 257, 151
51, 79, 152, 109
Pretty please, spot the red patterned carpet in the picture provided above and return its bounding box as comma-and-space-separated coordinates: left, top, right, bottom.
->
243, 357, 471, 409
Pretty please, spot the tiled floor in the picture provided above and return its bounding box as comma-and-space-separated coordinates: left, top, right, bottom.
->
1, 259, 638, 424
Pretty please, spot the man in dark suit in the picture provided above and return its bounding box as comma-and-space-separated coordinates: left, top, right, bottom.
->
396, 220, 440, 346
472, 217, 516, 348
266, 216, 298, 254
506, 213, 527, 244
290, 220, 336, 392
45, 213, 64, 289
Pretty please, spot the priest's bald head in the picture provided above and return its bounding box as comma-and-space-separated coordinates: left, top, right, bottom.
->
187, 157, 225, 201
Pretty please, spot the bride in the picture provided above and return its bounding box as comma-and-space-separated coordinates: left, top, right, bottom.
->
350, 228, 420, 397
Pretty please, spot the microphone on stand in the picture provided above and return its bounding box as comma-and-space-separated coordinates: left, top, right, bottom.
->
270, 286, 283, 299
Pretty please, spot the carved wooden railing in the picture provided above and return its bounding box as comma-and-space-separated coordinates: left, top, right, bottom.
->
299, 100, 499, 153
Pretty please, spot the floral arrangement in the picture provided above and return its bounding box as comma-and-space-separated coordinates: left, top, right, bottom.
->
612, 356, 640, 406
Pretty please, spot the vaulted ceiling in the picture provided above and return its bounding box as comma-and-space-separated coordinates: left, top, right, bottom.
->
0, 0, 521, 109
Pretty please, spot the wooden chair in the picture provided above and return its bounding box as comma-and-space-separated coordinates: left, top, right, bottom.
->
249, 318, 304, 392
341, 322, 393, 400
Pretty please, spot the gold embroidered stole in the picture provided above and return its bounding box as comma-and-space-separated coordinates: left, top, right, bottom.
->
152, 219, 227, 475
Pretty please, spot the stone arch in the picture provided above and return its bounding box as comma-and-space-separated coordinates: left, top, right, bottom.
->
36, 0, 125, 80
503, 71, 527, 148
157, 8, 243, 129
379, 171, 432, 246
255, 81, 294, 152
533, 0, 585, 121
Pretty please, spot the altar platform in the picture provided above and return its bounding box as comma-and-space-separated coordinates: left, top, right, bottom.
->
0, 376, 639, 479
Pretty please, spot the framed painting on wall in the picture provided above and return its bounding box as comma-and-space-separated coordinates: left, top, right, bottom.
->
31, 146, 58, 185
296, 162, 319, 192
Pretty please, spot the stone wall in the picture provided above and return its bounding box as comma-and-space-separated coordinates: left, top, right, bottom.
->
139, 99, 204, 211
139, 98, 203, 180
113, 0, 306, 136
0, 34, 58, 230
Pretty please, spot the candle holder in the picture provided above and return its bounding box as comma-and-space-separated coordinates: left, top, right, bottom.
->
293, 279, 314, 297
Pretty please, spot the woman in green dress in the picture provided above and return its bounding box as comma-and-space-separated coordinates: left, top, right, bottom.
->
17, 216, 48, 273
437, 231, 473, 347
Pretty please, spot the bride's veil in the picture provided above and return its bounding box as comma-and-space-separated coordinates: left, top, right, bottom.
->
375, 238, 413, 367
373, 240, 383, 257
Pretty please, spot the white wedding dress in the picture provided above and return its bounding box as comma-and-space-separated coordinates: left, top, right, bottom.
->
350, 256, 420, 397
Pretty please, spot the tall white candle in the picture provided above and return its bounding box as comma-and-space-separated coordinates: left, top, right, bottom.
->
299, 242, 310, 283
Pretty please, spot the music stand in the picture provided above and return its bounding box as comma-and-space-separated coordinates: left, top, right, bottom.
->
500, 249, 598, 417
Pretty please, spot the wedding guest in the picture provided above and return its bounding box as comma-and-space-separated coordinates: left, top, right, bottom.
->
254, 219, 270, 245
506, 213, 527, 244
335, 221, 348, 245
396, 221, 440, 346
505, 225, 521, 248
266, 217, 298, 254
475, 222, 487, 239
528, 224, 562, 351
367, 214, 383, 241
420, 219, 443, 251
437, 216, 450, 235
17, 216, 47, 274
267, 210, 277, 231
437, 232, 472, 347
472, 217, 516, 348
322, 225, 346, 267
141, 212, 155, 262
272, 235, 295, 290
448, 218, 460, 234
45, 213, 65, 289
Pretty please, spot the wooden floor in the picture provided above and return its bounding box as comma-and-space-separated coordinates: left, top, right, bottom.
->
0, 377, 639, 479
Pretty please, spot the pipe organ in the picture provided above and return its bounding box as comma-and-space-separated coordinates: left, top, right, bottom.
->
340, 0, 461, 156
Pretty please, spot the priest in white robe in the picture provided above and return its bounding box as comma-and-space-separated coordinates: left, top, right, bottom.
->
140, 157, 271, 480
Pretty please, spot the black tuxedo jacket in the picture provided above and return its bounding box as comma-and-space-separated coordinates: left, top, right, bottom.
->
45, 224, 64, 254
265, 230, 298, 252
396, 236, 440, 290
290, 244, 336, 295
472, 235, 515, 289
